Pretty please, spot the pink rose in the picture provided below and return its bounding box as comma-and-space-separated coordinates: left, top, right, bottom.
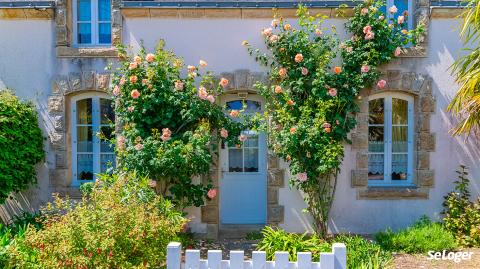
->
315, 28, 322, 36
117, 136, 125, 150
199, 60, 208, 67
207, 189, 217, 199
174, 80, 184, 91
130, 89, 140, 99
365, 31, 375, 40
290, 127, 297, 134
294, 54, 304, 63
135, 143, 143, 151
269, 35, 279, 43
361, 8, 368, 15
129, 75, 138, 83
207, 95, 215, 104
229, 110, 239, 118
129, 62, 137, 70
239, 134, 247, 142
377, 79, 387, 89
220, 128, 228, 138
322, 122, 331, 128
198, 87, 208, 100
262, 27, 273, 37
119, 77, 126, 85
394, 47, 402, 57
297, 172, 308, 182
219, 78, 229, 88
161, 128, 172, 141
301, 67, 308, 76
397, 15, 405, 24
287, 100, 295, 106
363, 25, 372, 34
142, 79, 148, 85
112, 85, 120, 96
328, 88, 337, 97
389, 5, 398, 13
128, 106, 135, 112
271, 19, 280, 27
187, 65, 196, 73
284, 24, 292, 31
279, 68, 287, 77
274, 85, 282, 94
361, 65, 370, 73
134, 55, 142, 64
145, 53, 155, 63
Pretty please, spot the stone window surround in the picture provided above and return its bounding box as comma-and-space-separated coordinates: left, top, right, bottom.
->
350, 70, 435, 200
55, 0, 121, 58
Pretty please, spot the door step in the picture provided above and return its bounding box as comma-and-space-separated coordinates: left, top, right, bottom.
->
219, 224, 265, 239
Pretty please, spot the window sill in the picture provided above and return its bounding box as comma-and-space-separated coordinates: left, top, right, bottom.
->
56, 46, 118, 58
398, 44, 428, 58
358, 186, 428, 200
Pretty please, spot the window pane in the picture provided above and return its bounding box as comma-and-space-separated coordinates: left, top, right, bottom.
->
98, 0, 111, 21
77, 98, 92, 124
368, 126, 384, 152
100, 126, 114, 152
77, 0, 91, 21
77, 154, 93, 180
78, 23, 92, 44
392, 98, 408, 125
394, 0, 409, 17
98, 23, 111, 44
244, 148, 259, 172
392, 126, 408, 152
369, 98, 384, 124
392, 154, 408, 180
77, 126, 93, 152
101, 154, 115, 173
228, 148, 243, 172
368, 154, 384, 180
100, 98, 114, 124
244, 134, 258, 148
226, 100, 261, 113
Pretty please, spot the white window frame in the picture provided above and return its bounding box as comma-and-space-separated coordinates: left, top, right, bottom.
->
71, 93, 114, 186
385, 0, 414, 30
368, 92, 414, 187
72, 0, 111, 47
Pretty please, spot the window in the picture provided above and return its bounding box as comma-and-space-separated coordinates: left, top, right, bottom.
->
73, 0, 111, 46
380, 0, 413, 29
368, 93, 414, 186
72, 96, 115, 186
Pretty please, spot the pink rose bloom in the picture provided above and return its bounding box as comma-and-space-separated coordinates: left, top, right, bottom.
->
145, 53, 155, 63
220, 128, 228, 138
294, 54, 304, 63
119, 77, 126, 85
365, 31, 375, 40
129, 75, 138, 83
397, 15, 405, 24
207, 95, 215, 104
363, 25, 372, 34
134, 55, 142, 64
360, 8, 368, 15
274, 85, 282, 94
297, 172, 308, 182
269, 35, 279, 43
315, 28, 322, 36
112, 85, 120, 96
301, 67, 309, 76
174, 80, 184, 91
394, 47, 402, 57
279, 68, 287, 77
135, 143, 143, 151
187, 65, 196, 73
346, 46, 353, 53
262, 27, 273, 37
389, 5, 398, 13
219, 78, 229, 88
130, 89, 140, 99
239, 134, 247, 142
271, 19, 280, 27
361, 65, 370, 73
161, 128, 172, 141
290, 127, 297, 134
199, 60, 208, 67
129, 62, 137, 70
128, 106, 135, 112
207, 189, 217, 199
377, 79, 387, 89
322, 122, 331, 128
328, 88, 337, 97
283, 24, 292, 31
379, 15, 385, 20
229, 110, 239, 118
198, 87, 208, 100
142, 79, 148, 85
117, 135, 126, 150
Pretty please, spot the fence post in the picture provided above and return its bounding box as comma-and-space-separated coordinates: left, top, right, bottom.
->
319, 252, 334, 269
332, 243, 347, 269
167, 242, 182, 269
207, 249, 222, 269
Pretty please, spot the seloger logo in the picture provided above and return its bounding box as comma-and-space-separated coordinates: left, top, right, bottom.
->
427, 250, 474, 263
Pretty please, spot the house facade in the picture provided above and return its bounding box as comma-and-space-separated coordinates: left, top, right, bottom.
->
0, 0, 478, 238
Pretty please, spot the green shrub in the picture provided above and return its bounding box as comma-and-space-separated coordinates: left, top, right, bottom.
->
443, 165, 480, 247
0, 90, 44, 203
8, 173, 185, 269
375, 216, 457, 254
334, 234, 392, 269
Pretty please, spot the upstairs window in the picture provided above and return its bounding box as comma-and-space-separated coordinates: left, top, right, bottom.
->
74, 0, 111, 46
380, 0, 413, 29
368, 93, 414, 186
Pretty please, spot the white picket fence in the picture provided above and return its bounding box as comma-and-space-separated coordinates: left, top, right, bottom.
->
166, 242, 347, 269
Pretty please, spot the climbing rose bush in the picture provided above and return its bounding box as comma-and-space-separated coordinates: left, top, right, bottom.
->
247, 1, 423, 235
110, 41, 245, 210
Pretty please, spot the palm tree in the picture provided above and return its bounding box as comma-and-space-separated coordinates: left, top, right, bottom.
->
448, 0, 480, 136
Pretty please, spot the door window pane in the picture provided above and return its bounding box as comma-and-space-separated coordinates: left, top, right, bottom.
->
100, 98, 114, 124
228, 148, 243, 172
77, 99, 92, 124
100, 126, 114, 152
392, 126, 408, 152
369, 98, 384, 124
98, 0, 111, 21
392, 154, 408, 180
98, 23, 111, 44
77, 126, 93, 152
368, 154, 384, 180
368, 126, 384, 152
77, 154, 93, 180
392, 98, 408, 125
244, 148, 259, 172
77, 0, 91, 21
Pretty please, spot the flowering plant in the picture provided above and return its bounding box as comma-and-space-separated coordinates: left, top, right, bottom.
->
247, 1, 423, 235
110, 41, 245, 210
